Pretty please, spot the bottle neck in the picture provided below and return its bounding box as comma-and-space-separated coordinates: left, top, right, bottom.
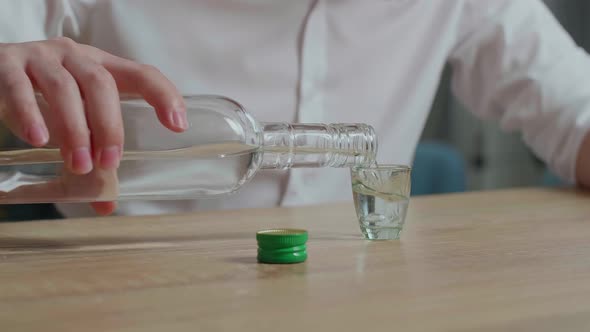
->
259, 123, 377, 169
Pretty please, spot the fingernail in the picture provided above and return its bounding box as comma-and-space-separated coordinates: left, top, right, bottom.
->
71, 147, 93, 174
171, 111, 188, 129
27, 124, 49, 146
99, 146, 121, 169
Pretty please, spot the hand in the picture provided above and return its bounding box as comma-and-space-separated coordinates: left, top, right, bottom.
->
0, 37, 187, 215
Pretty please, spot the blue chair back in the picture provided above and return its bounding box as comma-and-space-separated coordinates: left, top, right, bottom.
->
411, 142, 466, 196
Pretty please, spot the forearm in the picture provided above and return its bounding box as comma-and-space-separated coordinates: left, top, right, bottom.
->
576, 132, 590, 189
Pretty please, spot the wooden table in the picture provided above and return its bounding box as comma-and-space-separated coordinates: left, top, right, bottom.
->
1, 188, 590, 331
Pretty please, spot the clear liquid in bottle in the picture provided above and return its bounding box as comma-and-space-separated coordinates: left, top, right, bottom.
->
0, 141, 263, 203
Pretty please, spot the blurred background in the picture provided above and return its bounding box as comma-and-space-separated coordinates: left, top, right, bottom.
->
412, 0, 585, 196
0, 0, 585, 221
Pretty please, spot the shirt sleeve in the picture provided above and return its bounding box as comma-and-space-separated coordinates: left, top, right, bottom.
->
0, 0, 92, 42
448, 0, 590, 184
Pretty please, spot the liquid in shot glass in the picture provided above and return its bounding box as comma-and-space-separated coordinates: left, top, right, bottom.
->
351, 164, 411, 240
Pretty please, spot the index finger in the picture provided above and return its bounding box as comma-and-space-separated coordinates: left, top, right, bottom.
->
87, 47, 188, 132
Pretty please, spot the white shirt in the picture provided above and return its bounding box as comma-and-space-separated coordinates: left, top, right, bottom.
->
2, 0, 590, 217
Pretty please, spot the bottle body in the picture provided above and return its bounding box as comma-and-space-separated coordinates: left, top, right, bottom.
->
0, 95, 377, 204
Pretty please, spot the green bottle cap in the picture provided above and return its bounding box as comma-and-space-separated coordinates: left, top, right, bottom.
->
256, 229, 308, 264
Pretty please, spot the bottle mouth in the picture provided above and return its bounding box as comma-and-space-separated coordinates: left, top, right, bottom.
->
356, 124, 378, 165
259, 122, 378, 169
325, 123, 377, 167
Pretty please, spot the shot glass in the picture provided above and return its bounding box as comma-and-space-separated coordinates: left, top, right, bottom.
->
350, 164, 411, 240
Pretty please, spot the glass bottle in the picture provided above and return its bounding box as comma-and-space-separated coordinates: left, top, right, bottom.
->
0, 95, 377, 204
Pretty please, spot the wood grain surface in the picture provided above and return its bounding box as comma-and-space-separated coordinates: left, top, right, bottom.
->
1, 188, 589, 331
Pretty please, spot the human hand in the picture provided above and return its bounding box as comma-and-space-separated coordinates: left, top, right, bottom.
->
0, 37, 187, 215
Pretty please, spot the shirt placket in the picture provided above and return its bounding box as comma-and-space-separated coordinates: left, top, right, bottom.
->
281, 0, 328, 206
